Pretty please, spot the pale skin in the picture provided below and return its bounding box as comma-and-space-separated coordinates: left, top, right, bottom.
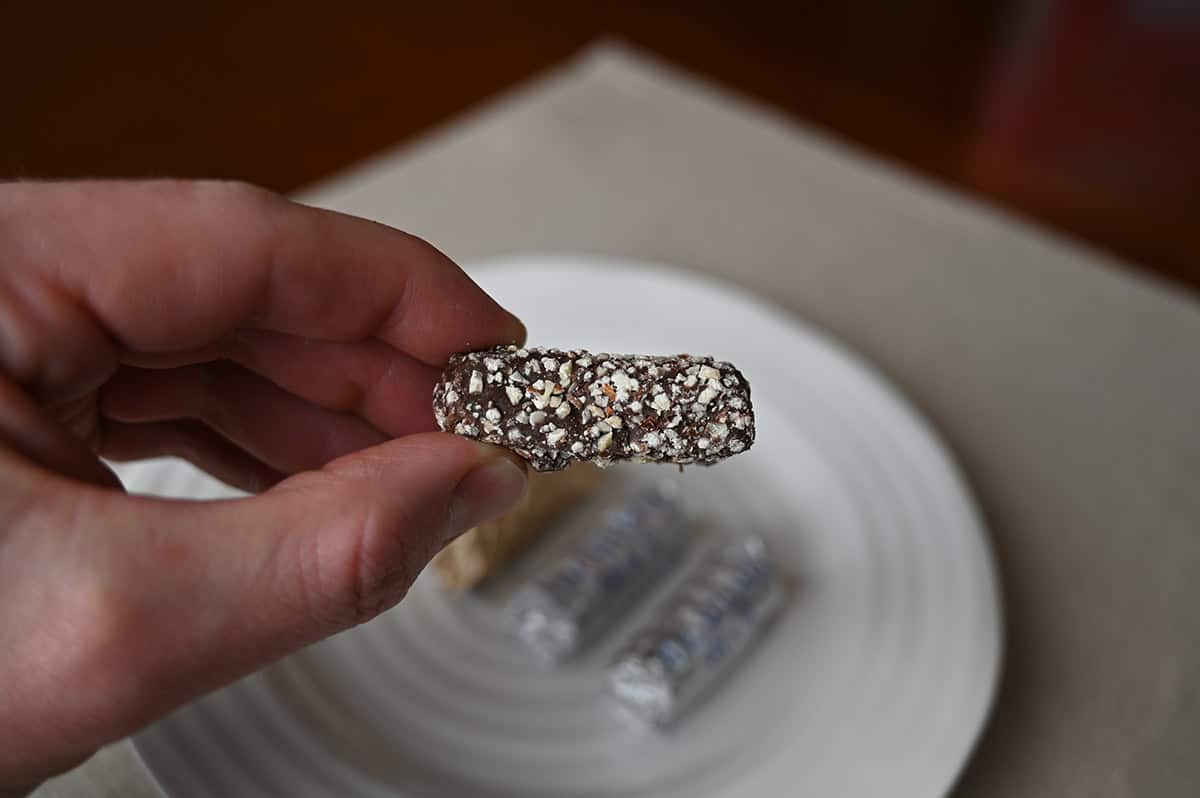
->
0, 180, 531, 796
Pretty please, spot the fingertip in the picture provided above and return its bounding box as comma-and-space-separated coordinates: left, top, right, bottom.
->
447, 452, 529, 542
505, 311, 528, 348
463, 438, 529, 472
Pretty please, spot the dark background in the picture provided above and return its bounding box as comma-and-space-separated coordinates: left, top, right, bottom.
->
3, 1, 1197, 291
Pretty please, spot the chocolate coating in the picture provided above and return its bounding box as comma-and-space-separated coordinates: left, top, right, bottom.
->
433, 346, 755, 472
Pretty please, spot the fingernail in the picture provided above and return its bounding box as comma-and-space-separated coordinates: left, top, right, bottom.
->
447, 454, 528, 541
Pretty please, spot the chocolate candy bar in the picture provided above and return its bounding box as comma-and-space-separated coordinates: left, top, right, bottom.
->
607, 536, 784, 728
434, 464, 603, 591
433, 346, 755, 472
505, 482, 687, 665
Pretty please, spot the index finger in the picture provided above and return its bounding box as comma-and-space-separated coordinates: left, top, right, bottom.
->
1, 180, 525, 364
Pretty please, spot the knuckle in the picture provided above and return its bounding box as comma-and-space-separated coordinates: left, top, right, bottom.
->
47, 568, 148, 737
131, 180, 285, 244
290, 481, 424, 631
149, 179, 284, 231
60, 575, 142, 682
18, 494, 152, 733
184, 178, 278, 210
397, 231, 439, 257
392, 230, 454, 276
344, 509, 419, 627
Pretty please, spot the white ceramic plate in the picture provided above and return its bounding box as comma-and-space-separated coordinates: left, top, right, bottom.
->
116, 254, 1002, 798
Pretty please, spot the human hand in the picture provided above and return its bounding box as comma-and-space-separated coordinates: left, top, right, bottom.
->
0, 180, 529, 795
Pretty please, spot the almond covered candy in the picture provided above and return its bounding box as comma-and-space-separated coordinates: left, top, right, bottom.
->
433, 346, 755, 472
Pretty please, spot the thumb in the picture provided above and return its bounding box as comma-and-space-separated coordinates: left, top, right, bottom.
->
136, 432, 528, 682
243, 432, 530, 636
3, 434, 526, 783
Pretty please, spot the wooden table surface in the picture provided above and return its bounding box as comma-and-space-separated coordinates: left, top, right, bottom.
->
2, 1, 1197, 290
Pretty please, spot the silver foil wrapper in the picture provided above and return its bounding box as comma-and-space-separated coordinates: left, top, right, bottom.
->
506, 482, 687, 664
607, 535, 784, 727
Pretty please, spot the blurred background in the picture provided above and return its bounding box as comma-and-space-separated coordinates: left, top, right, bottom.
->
2, 0, 1197, 291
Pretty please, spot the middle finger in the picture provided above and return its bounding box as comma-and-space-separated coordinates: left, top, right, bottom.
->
100, 363, 388, 475
121, 330, 442, 436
